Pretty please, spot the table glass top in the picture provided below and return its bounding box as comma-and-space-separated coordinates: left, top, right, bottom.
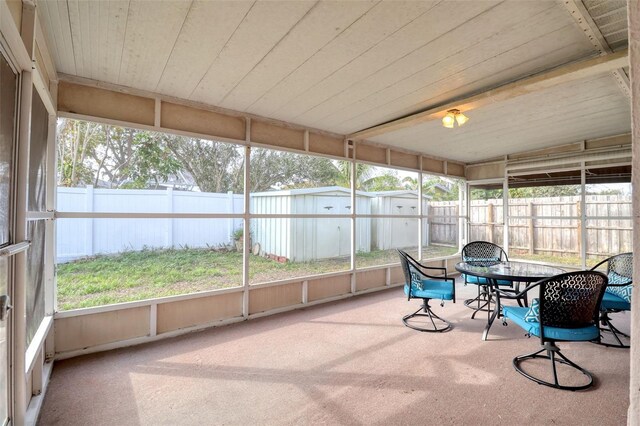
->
455, 261, 565, 282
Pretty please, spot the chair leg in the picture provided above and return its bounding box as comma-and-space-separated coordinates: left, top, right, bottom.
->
512, 342, 594, 391
593, 310, 630, 348
464, 285, 493, 319
403, 299, 451, 333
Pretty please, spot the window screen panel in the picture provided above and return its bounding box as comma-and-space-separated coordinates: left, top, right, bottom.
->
0, 56, 17, 245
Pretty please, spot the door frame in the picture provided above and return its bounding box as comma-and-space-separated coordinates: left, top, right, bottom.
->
0, 37, 23, 426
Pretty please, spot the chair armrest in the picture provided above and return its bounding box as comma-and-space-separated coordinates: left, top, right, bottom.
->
412, 265, 453, 280
413, 260, 447, 278
589, 258, 610, 271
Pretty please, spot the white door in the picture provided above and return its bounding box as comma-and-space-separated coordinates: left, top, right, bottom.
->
0, 51, 20, 425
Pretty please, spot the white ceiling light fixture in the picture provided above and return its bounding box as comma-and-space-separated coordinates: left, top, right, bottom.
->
442, 109, 469, 128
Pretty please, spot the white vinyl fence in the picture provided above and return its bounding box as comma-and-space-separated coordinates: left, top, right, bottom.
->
56, 187, 243, 262
57, 186, 456, 264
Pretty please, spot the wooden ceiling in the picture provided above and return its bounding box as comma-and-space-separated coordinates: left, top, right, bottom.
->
38, 0, 630, 163
370, 73, 631, 162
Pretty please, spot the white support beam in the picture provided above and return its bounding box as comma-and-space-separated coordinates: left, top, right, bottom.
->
611, 68, 631, 98
627, 1, 639, 422
14, 70, 33, 426
32, 65, 55, 115
0, 0, 31, 70
348, 49, 629, 141
560, 0, 630, 98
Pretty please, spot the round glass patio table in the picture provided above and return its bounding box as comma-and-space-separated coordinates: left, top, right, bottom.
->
455, 261, 565, 340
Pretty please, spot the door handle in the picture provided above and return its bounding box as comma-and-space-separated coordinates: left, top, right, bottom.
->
0, 295, 12, 321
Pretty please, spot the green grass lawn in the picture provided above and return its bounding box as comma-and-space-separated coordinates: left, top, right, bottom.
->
56, 245, 458, 310
507, 251, 610, 268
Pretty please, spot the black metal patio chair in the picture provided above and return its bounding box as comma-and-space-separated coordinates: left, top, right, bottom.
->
397, 249, 455, 332
500, 270, 607, 391
590, 252, 632, 348
461, 241, 515, 318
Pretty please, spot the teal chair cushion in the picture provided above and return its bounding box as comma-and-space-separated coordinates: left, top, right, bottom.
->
608, 271, 631, 285
605, 271, 632, 303
503, 306, 599, 341
606, 285, 632, 302
404, 280, 454, 301
601, 291, 631, 311
462, 274, 512, 286
524, 298, 540, 323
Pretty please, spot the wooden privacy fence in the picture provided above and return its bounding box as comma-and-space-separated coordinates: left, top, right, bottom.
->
429, 194, 632, 258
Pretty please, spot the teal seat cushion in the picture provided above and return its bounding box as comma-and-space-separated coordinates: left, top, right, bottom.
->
601, 291, 631, 311
502, 306, 599, 341
605, 271, 632, 302
606, 285, 632, 302
404, 280, 454, 301
524, 298, 540, 323
463, 274, 512, 286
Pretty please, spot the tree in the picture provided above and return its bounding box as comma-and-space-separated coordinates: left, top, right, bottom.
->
163, 134, 244, 192
57, 119, 186, 189
56, 119, 103, 187
124, 132, 182, 189
508, 185, 580, 198
57, 118, 425, 194
248, 148, 340, 191
422, 176, 461, 201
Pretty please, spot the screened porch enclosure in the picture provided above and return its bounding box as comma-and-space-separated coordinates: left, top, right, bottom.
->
0, 0, 637, 424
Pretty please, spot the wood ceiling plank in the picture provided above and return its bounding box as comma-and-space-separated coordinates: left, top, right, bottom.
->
67, 0, 90, 78
118, 0, 192, 92
463, 106, 630, 153
245, 0, 440, 118
91, 0, 125, 84
219, 0, 377, 112
40, 0, 76, 75
189, 1, 316, 105
313, 3, 590, 133
155, 0, 254, 98
56, 0, 77, 75
451, 115, 630, 162
36, 1, 62, 75
278, 0, 506, 122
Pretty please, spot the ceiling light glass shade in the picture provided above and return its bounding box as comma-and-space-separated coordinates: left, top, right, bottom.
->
442, 113, 455, 128
455, 112, 469, 126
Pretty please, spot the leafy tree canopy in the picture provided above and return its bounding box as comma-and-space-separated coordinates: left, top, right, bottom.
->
56, 119, 462, 197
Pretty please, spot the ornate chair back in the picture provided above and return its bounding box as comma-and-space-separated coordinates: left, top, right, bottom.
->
602, 252, 633, 285
538, 271, 607, 333
461, 241, 507, 266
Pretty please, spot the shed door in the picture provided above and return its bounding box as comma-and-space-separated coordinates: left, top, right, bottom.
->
314, 194, 350, 259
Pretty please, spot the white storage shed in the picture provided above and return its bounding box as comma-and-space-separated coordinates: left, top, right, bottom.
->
251, 187, 372, 262
369, 190, 431, 250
